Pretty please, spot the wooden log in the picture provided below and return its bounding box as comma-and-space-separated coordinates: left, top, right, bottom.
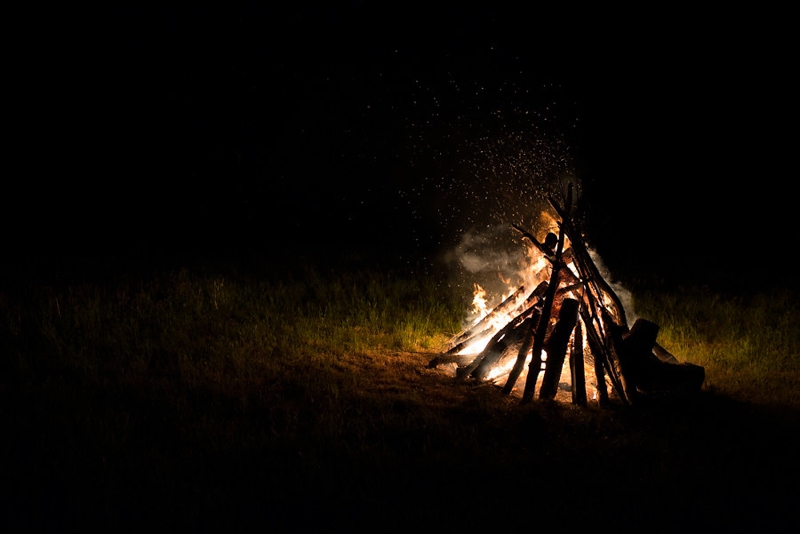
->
458, 309, 536, 379
649, 362, 705, 394
434, 280, 548, 365
619, 318, 705, 396
603, 309, 632, 402
501, 312, 539, 395
582, 309, 609, 405
426, 352, 479, 369
523, 334, 544, 400
471, 314, 536, 381
653, 342, 680, 364
593, 341, 609, 405
570, 317, 587, 406
428, 283, 545, 371
433, 328, 495, 361
456, 319, 516, 379
539, 298, 580, 400
617, 318, 659, 401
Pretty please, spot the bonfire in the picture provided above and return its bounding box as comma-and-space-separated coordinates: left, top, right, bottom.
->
429, 184, 705, 405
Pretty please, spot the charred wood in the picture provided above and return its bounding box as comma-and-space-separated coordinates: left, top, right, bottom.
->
603, 309, 631, 403
619, 319, 705, 397
462, 305, 539, 380
653, 342, 680, 364
457, 321, 516, 379
471, 314, 538, 381
582, 310, 609, 404
426, 352, 479, 369
501, 313, 539, 395
539, 298, 579, 400
618, 318, 659, 394
429, 282, 546, 371
522, 261, 562, 401
594, 344, 609, 405
570, 317, 587, 406
435, 328, 495, 360
580, 307, 626, 403
445, 284, 529, 350
440, 282, 547, 357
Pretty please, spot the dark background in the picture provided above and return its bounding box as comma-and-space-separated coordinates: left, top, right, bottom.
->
8, 4, 798, 284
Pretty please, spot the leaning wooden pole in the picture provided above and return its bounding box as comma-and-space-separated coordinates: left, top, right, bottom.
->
501, 311, 539, 395
520, 234, 564, 401
521, 185, 572, 403
581, 307, 628, 404
570, 317, 587, 406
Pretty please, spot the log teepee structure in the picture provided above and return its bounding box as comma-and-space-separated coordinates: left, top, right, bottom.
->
428, 184, 705, 405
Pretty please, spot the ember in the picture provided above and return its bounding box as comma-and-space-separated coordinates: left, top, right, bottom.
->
429, 183, 705, 405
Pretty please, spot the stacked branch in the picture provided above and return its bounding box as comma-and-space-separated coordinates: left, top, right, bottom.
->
429, 182, 705, 406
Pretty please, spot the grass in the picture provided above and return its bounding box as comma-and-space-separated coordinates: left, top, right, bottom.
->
1, 255, 798, 531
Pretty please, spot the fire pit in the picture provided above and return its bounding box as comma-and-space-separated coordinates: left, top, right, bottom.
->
429, 183, 705, 405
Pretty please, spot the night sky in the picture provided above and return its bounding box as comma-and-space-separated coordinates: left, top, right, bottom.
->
8, 4, 799, 283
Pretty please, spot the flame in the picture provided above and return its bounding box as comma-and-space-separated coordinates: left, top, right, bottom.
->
471, 284, 489, 317
450, 218, 618, 402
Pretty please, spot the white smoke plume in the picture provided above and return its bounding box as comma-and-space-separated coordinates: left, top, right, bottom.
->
441, 223, 530, 312
588, 247, 637, 327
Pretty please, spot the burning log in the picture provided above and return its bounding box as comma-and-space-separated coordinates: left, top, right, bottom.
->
583, 311, 609, 405
446, 284, 531, 350
570, 316, 587, 406
580, 308, 617, 404
539, 298, 580, 400
459, 310, 525, 380
468, 311, 540, 381
501, 315, 538, 395
428, 282, 547, 369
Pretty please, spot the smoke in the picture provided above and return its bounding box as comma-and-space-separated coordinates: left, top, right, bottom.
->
453, 227, 520, 274
588, 247, 637, 326
441, 223, 529, 305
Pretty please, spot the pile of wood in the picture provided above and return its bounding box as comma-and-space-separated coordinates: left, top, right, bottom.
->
428, 184, 705, 405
